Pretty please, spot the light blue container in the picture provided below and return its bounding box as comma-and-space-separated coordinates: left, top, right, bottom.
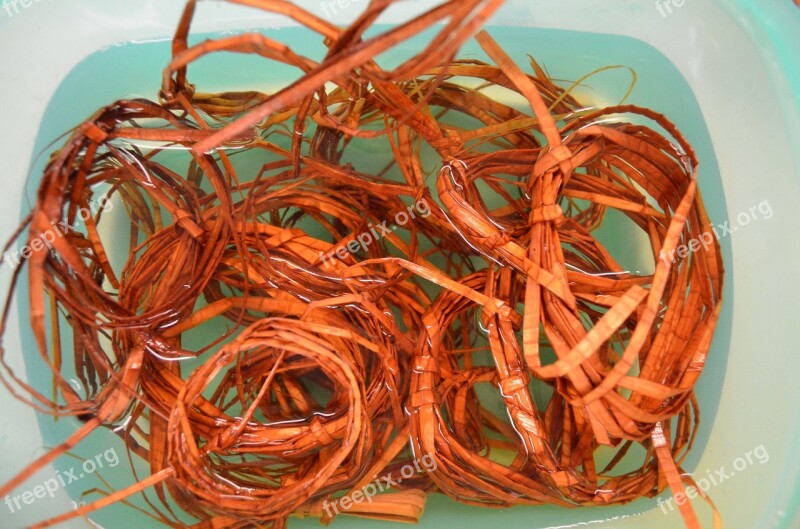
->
0, 1, 798, 528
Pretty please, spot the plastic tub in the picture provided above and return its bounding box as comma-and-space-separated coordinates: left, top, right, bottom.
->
0, 1, 798, 528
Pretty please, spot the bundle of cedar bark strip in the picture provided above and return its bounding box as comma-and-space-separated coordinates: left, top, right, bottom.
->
0, 1, 723, 529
